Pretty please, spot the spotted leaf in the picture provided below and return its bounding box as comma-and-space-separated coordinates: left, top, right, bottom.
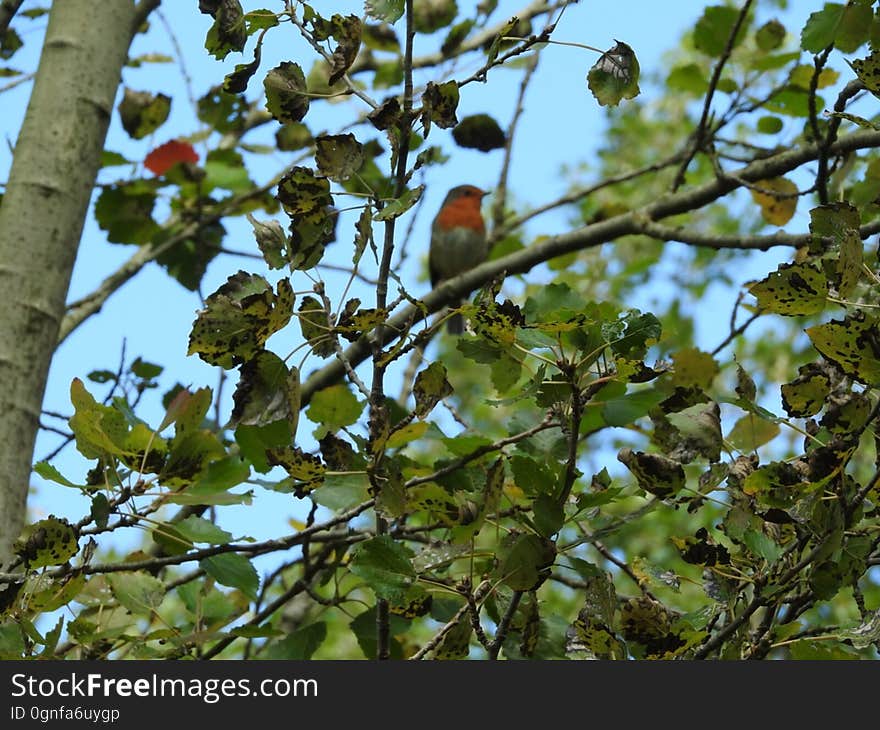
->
806, 314, 880, 385
749, 262, 827, 316
188, 272, 294, 369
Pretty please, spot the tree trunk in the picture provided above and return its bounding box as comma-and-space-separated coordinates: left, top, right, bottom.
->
0, 0, 138, 567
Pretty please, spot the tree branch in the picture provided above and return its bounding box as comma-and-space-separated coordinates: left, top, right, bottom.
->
299, 128, 880, 407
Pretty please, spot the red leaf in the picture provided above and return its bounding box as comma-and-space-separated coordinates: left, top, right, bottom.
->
144, 139, 199, 175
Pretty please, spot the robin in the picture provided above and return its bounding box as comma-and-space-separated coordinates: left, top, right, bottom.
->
429, 185, 489, 334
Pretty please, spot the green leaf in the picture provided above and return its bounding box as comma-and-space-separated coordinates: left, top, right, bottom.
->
365, 0, 405, 24
117, 88, 171, 140
175, 516, 234, 545
452, 114, 506, 152
349, 609, 407, 659
757, 116, 783, 134
201, 552, 260, 600
312, 472, 370, 510
492, 532, 556, 591
727, 414, 781, 452
442, 19, 475, 56
94, 182, 160, 245
68, 378, 128, 459
587, 41, 641, 107
666, 63, 708, 94
694, 5, 747, 56
806, 315, 880, 385
244, 9, 279, 33
315, 133, 365, 182
307, 384, 364, 435
755, 19, 786, 51
802, 2, 871, 53
107, 572, 165, 615
90, 494, 110, 530
33, 461, 86, 489
247, 213, 288, 269
101, 150, 131, 167
599, 385, 665, 428
264, 622, 327, 659
264, 62, 310, 123
789, 639, 858, 660
204, 148, 252, 192
349, 535, 416, 601
533, 494, 565, 537
742, 529, 783, 563
373, 184, 425, 221
748, 262, 828, 316
413, 362, 453, 418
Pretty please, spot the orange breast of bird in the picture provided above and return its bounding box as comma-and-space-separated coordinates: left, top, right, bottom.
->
430, 194, 488, 290
433, 195, 486, 234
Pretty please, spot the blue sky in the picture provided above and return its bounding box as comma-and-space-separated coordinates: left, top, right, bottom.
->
2, 0, 822, 558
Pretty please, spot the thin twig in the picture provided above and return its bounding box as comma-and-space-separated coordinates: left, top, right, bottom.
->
672, 0, 754, 190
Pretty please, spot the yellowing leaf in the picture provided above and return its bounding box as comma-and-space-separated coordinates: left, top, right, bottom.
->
806, 314, 880, 385
748, 262, 828, 316
751, 177, 798, 225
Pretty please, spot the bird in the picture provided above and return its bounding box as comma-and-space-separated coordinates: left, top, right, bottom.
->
429, 185, 489, 334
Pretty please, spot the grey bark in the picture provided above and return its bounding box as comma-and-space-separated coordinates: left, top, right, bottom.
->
0, 0, 138, 567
